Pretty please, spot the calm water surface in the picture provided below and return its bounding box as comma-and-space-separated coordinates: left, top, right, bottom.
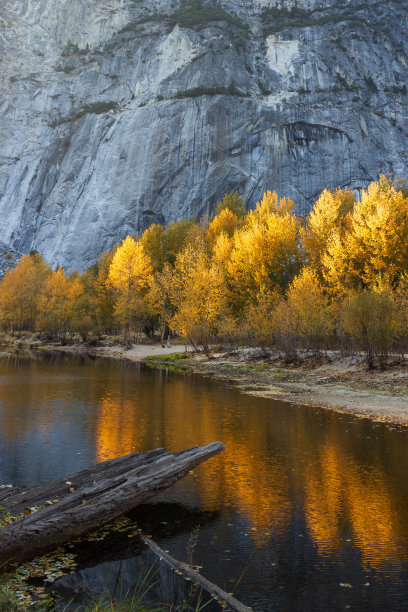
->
1, 350, 408, 611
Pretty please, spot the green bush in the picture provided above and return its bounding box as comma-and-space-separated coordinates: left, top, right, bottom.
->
169, 0, 248, 32
55, 64, 75, 73
172, 83, 248, 99
258, 80, 271, 96
75, 101, 118, 119
119, 13, 168, 33
364, 75, 378, 93
262, 4, 367, 35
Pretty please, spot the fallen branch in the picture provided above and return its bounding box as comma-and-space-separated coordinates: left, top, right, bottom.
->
142, 536, 252, 612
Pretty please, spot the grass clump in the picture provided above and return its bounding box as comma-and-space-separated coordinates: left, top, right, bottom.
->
0, 583, 20, 612
144, 353, 189, 361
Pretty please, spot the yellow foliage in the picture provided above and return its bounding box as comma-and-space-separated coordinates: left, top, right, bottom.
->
169, 243, 229, 352
286, 267, 333, 345
37, 268, 83, 337
147, 263, 174, 336
0, 177, 407, 356
246, 190, 295, 226
228, 191, 301, 308
94, 250, 116, 331
271, 268, 333, 357
242, 286, 280, 346
301, 188, 355, 272
162, 219, 196, 266
322, 176, 408, 294
108, 236, 153, 334
0, 253, 51, 330
139, 224, 165, 272
207, 208, 239, 247
140, 219, 199, 270
211, 232, 234, 276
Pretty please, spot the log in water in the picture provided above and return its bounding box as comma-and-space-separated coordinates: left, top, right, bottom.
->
0, 442, 224, 566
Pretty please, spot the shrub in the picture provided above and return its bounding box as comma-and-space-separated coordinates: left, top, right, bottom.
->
169, 0, 248, 32
364, 75, 378, 93
258, 80, 271, 96
75, 101, 118, 119
342, 289, 396, 369
172, 83, 247, 99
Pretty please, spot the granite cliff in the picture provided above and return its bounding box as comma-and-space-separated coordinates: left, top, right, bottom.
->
0, 0, 407, 271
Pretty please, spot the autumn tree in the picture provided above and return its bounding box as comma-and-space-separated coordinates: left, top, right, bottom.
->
37, 268, 83, 339
342, 288, 397, 369
215, 192, 246, 219
207, 208, 239, 248
227, 191, 301, 310
93, 249, 117, 333
286, 268, 333, 351
271, 298, 299, 361
70, 265, 99, 341
169, 243, 229, 353
107, 236, 153, 342
322, 176, 408, 295
147, 263, 174, 345
242, 286, 280, 347
211, 232, 234, 277
140, 219, 201, 270
139, 224, 166, 272
271, 268, 332, 359
301, 188, 355, 273
0, 253, 51, 331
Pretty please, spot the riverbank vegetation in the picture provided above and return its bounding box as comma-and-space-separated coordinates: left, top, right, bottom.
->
1, 175, 407, 370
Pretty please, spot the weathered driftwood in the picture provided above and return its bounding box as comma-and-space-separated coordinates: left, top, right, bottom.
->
0, 442, 224, 566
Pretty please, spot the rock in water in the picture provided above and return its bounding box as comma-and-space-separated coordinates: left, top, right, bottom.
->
0, 0, 407, 271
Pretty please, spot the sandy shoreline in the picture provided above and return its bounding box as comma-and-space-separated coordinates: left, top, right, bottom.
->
3, 340, 408, 426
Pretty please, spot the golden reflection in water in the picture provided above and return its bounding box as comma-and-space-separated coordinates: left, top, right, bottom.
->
346, 463, 403, 573
304, 442, 403, 573
96, 394, 148, 461
304, 443, 346, 555
47, 368, 406, 573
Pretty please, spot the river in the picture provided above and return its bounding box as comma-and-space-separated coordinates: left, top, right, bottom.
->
1, 349, 408, 610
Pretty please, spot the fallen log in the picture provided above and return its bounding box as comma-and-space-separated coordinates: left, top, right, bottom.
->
0, 442, 224, 567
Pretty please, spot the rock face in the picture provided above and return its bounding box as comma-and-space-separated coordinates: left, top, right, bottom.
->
0, 242, 21, 279
0, 0, 407, 271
